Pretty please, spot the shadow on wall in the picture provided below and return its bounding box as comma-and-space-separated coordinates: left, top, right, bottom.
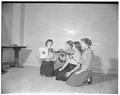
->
91, 54, 118, 74
19, 49, 32, 64
2, 20, 12, 45
91, 51, 103, 73
2, 3, 13, 46
108, 58, 118, 74
84, 72, 118, 85
86, 53, 118, 85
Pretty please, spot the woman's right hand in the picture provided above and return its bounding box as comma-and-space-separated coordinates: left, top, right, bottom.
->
75, 71, 80, 75
59, 68, 63, 71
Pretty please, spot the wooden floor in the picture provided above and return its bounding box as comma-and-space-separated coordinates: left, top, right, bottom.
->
1, 66, 118, 94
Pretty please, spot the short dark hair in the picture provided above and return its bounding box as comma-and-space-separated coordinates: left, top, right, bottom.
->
66, 40, 73, 47
81, 38, 92, 47
45, 39, 53, 46
74, 41, 82, 52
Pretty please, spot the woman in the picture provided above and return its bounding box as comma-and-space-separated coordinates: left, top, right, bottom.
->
54, 40, 74, 76
39, 39, 56, 77
55, 41, 82, 81
66, 38, 93, 86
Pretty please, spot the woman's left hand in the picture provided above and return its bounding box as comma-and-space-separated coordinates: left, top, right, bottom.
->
66, 72, 71, 77
75, 71, 80, 75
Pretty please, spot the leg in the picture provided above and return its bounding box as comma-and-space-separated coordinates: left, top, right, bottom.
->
1, 48, 8, 74
56, 69, 68, 81
13, 48, 23, 67
56, 64, 74, 81
87, 70, 93, 84
49, 61, 54, 76
54, 67, 61, 76
40, 61, 46, 76
66, 70, 91, 86
44, 61, 54, 77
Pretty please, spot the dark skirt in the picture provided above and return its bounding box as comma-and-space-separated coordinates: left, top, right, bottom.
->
54, 64, 76, 81
40, 61, 54, 76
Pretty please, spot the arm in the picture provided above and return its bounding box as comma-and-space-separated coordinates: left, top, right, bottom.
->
48, 53, 57, 61
60, 61, 69, 71
69, 63, 80, 74
68, 54, 81, 74
59, 55, 70, 70
76, 50, 92, 74
72, 53, 82, 65
66, 54, 81, 77
75, 67, 85, 74
51, 53, 57, 61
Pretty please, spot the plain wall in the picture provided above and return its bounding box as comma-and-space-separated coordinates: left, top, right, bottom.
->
24, 4, 118, 74
2, 3, 14, 62
2, 3, 31, 64
2, 3, 118, 74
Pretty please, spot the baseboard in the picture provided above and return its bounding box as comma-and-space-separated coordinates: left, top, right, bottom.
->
23, 63, 118, 75
92, 66, 118, 75
23, 62, 40, 67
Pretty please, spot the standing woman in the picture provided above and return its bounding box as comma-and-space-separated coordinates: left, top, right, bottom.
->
55, 41, 82, 81
39, 39, 56, 77
66, 38, 93, 86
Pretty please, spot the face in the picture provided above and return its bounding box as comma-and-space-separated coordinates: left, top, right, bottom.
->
65, 43, 71, 50
80, 40, 88, 50
47, 41, 53, 48
72, 44, 76, 51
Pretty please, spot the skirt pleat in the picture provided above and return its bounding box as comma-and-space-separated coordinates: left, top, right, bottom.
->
40, 61, 54, 76
54, 64, 76, 81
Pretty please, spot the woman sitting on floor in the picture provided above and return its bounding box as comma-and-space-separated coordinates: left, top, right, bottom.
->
54, 40, 74, 76
54, 41, 82, 81
66, 38, 93, 86
54, 40, 74, 70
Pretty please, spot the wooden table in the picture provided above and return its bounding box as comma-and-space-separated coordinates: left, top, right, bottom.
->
1, 45, 27, 73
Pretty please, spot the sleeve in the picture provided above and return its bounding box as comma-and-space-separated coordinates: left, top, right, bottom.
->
81, 50, 92, 71
72, 53, 82, 64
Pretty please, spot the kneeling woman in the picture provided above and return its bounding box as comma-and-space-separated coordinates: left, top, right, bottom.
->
39, 39, 56, 77
66, 38, 93, 86
55, 41, 82, 81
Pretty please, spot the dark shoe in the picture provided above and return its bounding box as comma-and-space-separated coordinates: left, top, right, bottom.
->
46, 75, 53, 77
10, 64, 15, 67
2, 69, 8, 75
41, 74, 47, 77
88, 77, 92, 85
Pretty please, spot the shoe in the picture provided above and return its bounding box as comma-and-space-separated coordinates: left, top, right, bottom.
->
46, 75, 52, 77
2, 69, 8, 75
88, 77, 92, 85
10, 64, 15, 67
41, 75, 47, 77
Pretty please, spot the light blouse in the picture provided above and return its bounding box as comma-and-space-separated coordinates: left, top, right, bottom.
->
81, 48, 93, 71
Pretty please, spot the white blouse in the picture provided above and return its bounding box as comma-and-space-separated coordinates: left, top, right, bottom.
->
67, 50, 82, 65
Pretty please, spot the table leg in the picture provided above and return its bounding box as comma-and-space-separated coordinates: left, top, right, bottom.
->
1, 48, 8, 74
14, 48, 23, 68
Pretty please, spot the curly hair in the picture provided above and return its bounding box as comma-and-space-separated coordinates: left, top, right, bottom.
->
74, 41, 82, 53
66, 40, 73, 47
45, 39, 53, 46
